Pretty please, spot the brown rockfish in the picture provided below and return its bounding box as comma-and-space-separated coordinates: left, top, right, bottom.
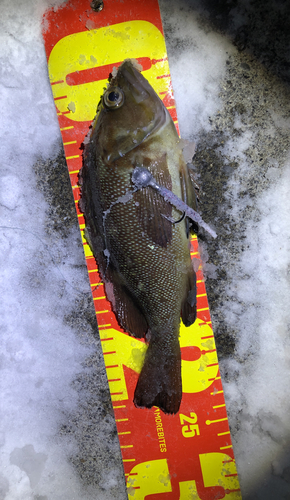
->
79, 59, 197, 414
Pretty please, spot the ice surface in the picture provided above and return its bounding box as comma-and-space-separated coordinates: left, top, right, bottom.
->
0, 1, 126, 499
220, 164, 290, 493
10, 445, 48, 489
1, 0, 290, 499
159, 1, 236, 140
160, 1, 290, 497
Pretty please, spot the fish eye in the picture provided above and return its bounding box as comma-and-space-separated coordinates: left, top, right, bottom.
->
103, 87, 124, 109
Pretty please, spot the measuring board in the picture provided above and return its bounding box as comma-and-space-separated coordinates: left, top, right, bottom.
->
42, 1, 241, 498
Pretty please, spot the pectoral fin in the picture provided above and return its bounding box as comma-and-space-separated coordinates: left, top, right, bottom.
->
135, 153, 173, 247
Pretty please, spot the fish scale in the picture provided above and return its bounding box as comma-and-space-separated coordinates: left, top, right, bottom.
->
108, 204, 186, 323
98, 193, 188, 333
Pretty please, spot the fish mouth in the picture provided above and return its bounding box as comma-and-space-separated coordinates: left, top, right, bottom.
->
117, 62, 151, 104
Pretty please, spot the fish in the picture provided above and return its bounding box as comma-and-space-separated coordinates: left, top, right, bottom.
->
79, 59, 198, 414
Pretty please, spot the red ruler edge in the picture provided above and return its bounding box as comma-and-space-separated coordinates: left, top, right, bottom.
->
42, 1, 241, 498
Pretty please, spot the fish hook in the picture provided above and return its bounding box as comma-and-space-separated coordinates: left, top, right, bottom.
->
173, 211, 186, 224
131, 166, 217, 239
161, 211, 186, 224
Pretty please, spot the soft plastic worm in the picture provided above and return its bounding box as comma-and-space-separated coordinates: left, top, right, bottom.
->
131, 166, 217, 239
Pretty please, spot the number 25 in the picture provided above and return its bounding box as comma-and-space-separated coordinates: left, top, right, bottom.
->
179, 412, 200, 438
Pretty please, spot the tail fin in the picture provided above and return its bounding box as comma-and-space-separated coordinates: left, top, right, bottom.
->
133, 338, 182, 415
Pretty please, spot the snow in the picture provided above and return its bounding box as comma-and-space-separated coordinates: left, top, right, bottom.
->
0, 1, 122, 498
1, 0, 290, 499
159, 4, 236, 140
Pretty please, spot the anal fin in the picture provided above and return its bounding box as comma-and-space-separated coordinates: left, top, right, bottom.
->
104, 264, 148, 338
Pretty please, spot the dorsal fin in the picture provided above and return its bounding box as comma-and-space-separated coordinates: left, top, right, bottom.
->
179, 158, 198, 237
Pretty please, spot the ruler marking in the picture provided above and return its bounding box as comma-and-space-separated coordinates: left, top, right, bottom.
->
153, 57, 168, 63
42, 4, 240, 492
54, 95, 67, 100
206, 417, 228, 425
211, 390, 224, 396
220, 445, 233, 450
60, 126, 74, 131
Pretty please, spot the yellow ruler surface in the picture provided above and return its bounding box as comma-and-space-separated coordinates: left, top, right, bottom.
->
42, 1, 241, 498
